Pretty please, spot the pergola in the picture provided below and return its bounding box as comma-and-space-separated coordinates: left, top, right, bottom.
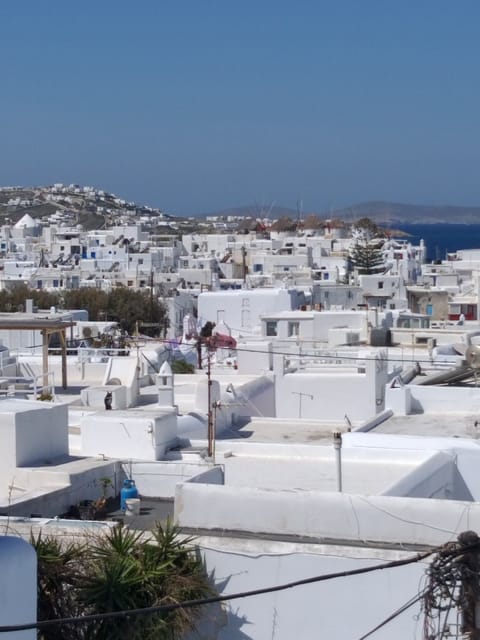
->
0, 318, 76, 389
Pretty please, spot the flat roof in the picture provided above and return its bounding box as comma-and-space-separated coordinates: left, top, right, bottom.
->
217, 417, 348, 445
220, 445, 434, 494
372, 412, 480, 438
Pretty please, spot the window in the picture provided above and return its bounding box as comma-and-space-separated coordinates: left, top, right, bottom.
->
378, 281, 384, 289
127, 280, 133, 287
53, 279, 59, 288
288, 321, 300, 337
266, 321, 277, 336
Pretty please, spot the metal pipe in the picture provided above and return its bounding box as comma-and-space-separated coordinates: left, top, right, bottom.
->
333, 431, 343, 492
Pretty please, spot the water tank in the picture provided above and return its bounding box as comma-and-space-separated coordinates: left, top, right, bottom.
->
120, 479, 138, 511
370, 327, 392, 347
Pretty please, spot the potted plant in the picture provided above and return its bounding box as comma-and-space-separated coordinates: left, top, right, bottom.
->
92, 477, 113, 519
77, 477, 113, 521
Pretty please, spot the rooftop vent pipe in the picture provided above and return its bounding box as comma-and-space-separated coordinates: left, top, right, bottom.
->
333, 430, 343, 492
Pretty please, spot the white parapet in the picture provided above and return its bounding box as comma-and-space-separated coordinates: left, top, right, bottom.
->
0, 399, 68, 489
81, 385, 127, 410
80, 409, 178, 461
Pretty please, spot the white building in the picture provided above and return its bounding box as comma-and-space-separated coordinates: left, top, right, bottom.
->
197, 288, 307, 336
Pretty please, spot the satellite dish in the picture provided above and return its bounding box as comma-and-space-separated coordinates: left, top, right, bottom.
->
453, 343, 467, 356
465, 345, 480, 369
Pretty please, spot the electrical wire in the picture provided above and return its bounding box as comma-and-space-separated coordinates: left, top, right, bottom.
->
361, 535, 480, 640
356, 588, 428, 640
0, 548, 437, 633
145, 337, 435, 366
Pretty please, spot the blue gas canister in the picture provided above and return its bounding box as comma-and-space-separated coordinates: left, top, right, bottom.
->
120, 479, 138, 511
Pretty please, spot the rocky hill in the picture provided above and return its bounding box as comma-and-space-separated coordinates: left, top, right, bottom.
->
0, 184, 165, 229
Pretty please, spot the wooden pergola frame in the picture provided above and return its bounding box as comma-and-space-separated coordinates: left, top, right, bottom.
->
0, 318, 76, 389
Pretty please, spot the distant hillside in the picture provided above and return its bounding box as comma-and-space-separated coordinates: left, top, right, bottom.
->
198, 201, 480, 224
326, 201, 480, 224
0, 184, 165, 229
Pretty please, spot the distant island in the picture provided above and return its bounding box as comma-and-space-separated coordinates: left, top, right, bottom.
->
197, 201, 480, 225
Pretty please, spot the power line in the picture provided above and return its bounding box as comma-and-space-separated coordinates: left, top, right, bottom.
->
0, 548, 436, 633
356, 589, 427, 640
358, 538, 480, 640
149, 336, 432, 366
231, 345, 391, 363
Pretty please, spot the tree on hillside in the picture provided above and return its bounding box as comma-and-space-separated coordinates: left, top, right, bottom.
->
62, 286, 168, 336
349, 239, 385, 275
0, 284, 61, 312
106, 286, 168, 336
0, 284, 169, 336
353, 217, 384, 239
63, 288, 109, 322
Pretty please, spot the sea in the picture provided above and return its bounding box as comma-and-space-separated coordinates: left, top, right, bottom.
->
394, 223, 480, 262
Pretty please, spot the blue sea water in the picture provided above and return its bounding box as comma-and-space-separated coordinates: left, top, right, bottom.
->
394, 224, 480, 262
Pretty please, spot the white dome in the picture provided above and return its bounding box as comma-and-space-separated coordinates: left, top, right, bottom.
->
14, 214, 37, 229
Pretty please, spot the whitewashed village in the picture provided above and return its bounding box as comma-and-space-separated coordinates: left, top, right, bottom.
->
3, 185, 480, 638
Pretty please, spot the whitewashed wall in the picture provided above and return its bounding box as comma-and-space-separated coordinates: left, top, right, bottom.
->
81, 409, 177, 461
126, 461, 216, 498
175, 482, 480, 547
387, 384, 480, 415
198, 289, 297, 334
274, 356, 387, 422
190, 541, 429, 640
0, 401, 68, 488
0, 537, 36, 640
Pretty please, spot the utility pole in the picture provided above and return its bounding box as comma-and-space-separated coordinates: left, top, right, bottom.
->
206, 350, 214, 458
149, 269, 154, 321
241, 245, 247, 285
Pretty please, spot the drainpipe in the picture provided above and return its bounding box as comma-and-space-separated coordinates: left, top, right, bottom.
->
333, 431, 343, 492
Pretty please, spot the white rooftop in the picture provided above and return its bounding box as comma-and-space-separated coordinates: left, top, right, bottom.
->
372, 412, 480, 439
221, 445, 432, 494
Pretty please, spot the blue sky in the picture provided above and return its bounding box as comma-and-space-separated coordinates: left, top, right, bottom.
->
1, 1, 480, 214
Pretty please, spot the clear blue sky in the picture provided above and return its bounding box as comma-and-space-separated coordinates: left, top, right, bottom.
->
1, 1, 480, 215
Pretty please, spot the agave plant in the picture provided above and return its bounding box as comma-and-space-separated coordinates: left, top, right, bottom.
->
80, 527, 170, 640
31, 532, 87, 640
147, 518, 214, 638
34, 522, 213, 640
